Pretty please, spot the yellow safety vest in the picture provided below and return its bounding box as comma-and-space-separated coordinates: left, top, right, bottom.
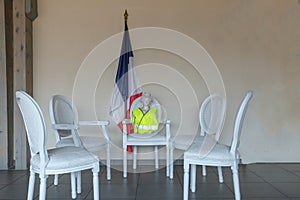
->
132, 107, 159, 134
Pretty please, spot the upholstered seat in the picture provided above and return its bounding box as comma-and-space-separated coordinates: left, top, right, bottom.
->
184, 142, 237, 166
127, 133, 167, 144
31, 146, 98, 173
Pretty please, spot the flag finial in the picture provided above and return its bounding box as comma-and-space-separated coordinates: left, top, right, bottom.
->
124, 9, 128, 22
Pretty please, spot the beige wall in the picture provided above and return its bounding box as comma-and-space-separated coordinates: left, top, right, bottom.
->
33, 0, 300, 163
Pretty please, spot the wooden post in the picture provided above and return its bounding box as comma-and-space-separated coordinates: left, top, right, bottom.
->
0, 0, 8, 169
13, 0, 27, 169
13, 0, 34, 169
4, 0, 14, 169
0, 0, 35, 169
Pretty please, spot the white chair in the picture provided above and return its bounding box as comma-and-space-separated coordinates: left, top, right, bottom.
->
49, 95, 111, 188
122, 95, 171, 178
183, 91, 253, 200
16, 91, 99, 200
170, 94, 226, 181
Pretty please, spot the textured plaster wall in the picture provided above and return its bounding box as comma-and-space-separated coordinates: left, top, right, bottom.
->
33, 0, 300, 163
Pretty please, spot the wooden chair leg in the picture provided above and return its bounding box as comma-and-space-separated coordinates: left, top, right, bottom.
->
27, 171, 35, 200
123, 148, 127, 178
71, 172, 76, 199
154, 146, 159, 169
190, 164, 197, 192
231, 165, 241, 200
106, 144, 111, 180
133, 146, 137, 169
76, 172, 81, 194
166, 143, 170, 178
92, 166, 99, 200
54, 174, 58, 185
217, 166, 224, 183
169, 144, 174, 179
183, 161, 190, 200
202, 165, 207, 176
39, 176, 47, 200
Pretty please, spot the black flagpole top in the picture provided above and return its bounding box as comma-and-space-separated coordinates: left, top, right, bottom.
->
124, 9, 128, 22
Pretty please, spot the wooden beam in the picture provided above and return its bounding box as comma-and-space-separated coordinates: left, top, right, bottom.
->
5, 0, 14, 169
13, 0, 33, 169
0, 0, 8, 169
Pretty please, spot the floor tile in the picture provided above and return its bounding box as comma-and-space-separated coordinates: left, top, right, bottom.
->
294, 171, 300, 177
46, 183, 91, 199
254, 170, 300, 182
0, 170, 27, 184
0, 183, 39, 199
246, 163, 286, 173
0, 163, 300, 199
271, 182, 300, 198
100, 168, 139, 184
136, 182, 182, 199
277, 163, 300, 172
99, 183, 137, 199
188, 183, 234, 199
139, 169, 180, 184
243, 198, 289, 200
222, 170, 265, 183
228, 182, 286, 198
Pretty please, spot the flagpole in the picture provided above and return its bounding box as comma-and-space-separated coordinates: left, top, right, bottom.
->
123, 9, 128, 119
124, 9, 128, 22
110, 9, 142, 148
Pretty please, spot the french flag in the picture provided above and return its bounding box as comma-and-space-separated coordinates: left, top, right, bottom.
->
109, 19, 142, 152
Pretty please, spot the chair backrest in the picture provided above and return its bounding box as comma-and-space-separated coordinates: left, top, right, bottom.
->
230, 91, 253, 155
49, 95, 78, 140
16, 91, 48, 164
199, 94, 226, 140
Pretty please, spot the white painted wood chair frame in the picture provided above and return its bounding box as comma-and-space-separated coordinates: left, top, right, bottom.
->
183, 91, 253, 200
198, 93, 226, 183
170, 93, 226, 180
16, 91, 99, 200
49, 95, 111, 190
122, 96, 171, 178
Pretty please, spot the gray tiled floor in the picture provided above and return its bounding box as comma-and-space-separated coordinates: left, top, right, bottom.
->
0, 163, 300, 199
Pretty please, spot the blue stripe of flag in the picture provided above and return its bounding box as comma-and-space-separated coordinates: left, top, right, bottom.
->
115, 21, 134, 101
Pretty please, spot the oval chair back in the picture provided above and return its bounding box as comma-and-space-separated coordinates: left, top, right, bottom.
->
49, 95, 79, 140
199, 93, 226, 140
16, 91, 49, 170
230, 91, 253, 155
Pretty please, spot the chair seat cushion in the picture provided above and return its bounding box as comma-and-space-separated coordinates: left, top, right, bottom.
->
56, 136, 107, 152
31, 146, 99, 174
128, 131, 160, 139
127, 133, 167, 145
184, 142, 237, 166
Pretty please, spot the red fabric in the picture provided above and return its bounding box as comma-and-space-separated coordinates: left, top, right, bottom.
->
118, 92, 142, 153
